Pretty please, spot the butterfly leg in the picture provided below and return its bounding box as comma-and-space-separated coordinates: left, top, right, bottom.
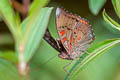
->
55, 39, 61, 49
63, 60, 73, 75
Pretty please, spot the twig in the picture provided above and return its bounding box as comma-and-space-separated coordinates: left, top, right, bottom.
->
10, 0, 30, 19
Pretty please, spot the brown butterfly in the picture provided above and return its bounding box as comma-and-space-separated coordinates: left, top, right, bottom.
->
43, 8, 94, 74
56, 8, 94, 60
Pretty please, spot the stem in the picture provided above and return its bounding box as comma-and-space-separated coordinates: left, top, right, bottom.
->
10, 0, 30, 78
22, 0, 30, 19
18, 0, 30, 77
10, 0, 26, 15
23, 0, 30, 12
18, 43, 29, 78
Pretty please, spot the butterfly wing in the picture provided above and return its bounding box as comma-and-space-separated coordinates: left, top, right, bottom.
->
56, 8, 79, 52
56, 8, 94, 60
71, 18, 94, 52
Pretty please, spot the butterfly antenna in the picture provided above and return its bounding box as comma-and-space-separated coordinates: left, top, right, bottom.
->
35, 55, 57, 71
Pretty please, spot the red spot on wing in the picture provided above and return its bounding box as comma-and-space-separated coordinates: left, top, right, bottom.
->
69, 39, 72, 50
80, 19, 88, 25
60, 30, 65, 36
62, 37, 67, 43
77, 37, 81, 40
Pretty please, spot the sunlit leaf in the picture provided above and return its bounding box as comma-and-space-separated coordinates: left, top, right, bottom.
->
0, 0, 22, 42
103, 9, 120, 31
21, 7, 53, 62
29, 0, 50, 15
88, 0, 106, 15
48, 9, 59, 39
0, 51, 18, 64
65, 38, 120, 80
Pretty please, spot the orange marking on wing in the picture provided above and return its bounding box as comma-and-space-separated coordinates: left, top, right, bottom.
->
69, 40, 72, 50
77, 37, 81, 40
74, 30, 77, 33
60, 30, 65, 36
80, 20, 83, 23
62, 37, 67, 43
85, 22, 88, 24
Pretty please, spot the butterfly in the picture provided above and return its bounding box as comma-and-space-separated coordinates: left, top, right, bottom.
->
42, 8, 94, 73
55, 8, 94, 60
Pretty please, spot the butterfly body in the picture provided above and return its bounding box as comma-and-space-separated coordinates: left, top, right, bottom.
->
56, 8, 94, 60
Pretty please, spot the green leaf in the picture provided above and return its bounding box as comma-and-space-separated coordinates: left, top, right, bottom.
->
0, 0, 22, 43
0, 51, 18, 64
112, 0, 120, 18
30, 40, 58, 80
29, 0, 50, 15
103, 9, 120, 31
48, 9, 59, 39
65, 38, 120, 80
21, 7, 53, 62
88, 0, 106, 15
0, 59, 20, 80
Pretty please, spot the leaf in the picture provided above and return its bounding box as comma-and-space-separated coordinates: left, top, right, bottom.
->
112, 0, 120, 18
0, 33, 13, 45
0, 59, 20, 80
0, 51, 18, 64
65, 38, 120, 80
48, 9, 59, 39
30, 39, 58, 67
0, 0, 22, 43
29, 0, 50, 15
21, 7, 53, 62
103, 9, 120, 31
88, 0, 106, 15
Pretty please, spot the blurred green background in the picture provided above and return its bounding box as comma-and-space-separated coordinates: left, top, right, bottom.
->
30, 0, 120, 80
0, 0, 120, 80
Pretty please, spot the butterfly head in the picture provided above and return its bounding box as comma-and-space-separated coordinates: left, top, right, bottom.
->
58, 51, 73, 60
58, 50, 80, 60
